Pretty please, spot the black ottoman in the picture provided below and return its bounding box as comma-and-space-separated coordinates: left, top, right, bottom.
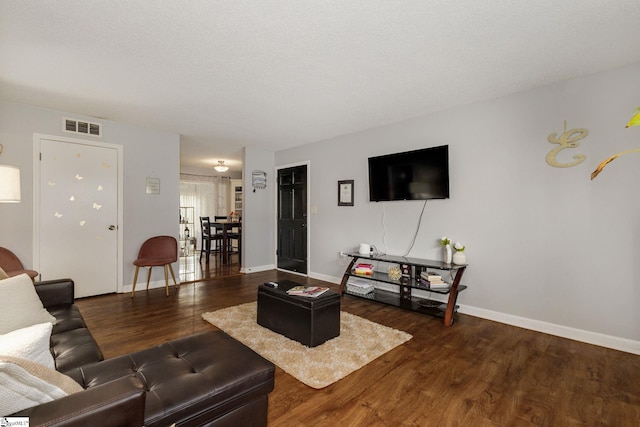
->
257, 280, 340, 347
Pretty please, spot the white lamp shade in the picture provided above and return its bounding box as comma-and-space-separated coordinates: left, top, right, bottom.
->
0, 165, 21, 202
214, 161, 229, 172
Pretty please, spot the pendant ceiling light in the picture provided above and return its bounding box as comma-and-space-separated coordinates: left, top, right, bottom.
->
214, 160, 229, 172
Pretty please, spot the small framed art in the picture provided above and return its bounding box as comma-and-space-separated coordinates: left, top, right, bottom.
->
338, 180, 354, 206
146, 177, 160, 194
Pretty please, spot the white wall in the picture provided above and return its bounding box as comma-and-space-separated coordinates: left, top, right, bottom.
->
276, 62, 640, 352
241, 146, 275, 272
0, 101, 180, 292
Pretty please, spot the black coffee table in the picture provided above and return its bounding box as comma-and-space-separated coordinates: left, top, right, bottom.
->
257, 280, 340, 347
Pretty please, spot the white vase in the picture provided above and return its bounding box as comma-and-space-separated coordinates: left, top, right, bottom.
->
443, 245, 452, 264
453, 251, 466, 265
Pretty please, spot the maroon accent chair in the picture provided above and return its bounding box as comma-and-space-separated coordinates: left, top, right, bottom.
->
0, 247, 38, 281
132, 236, 178, 297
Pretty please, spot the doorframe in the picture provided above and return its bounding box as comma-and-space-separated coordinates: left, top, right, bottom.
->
32, 133, 124, 292
274, 160, 310, 276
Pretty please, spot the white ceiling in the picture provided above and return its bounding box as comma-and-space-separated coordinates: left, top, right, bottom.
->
2, 1, 640, 174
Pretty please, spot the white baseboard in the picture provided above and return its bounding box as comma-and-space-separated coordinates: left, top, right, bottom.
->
308, 272, 341, 283
315, 273, 640, 355
241, 264, 275, 274
459, 304, 640, 355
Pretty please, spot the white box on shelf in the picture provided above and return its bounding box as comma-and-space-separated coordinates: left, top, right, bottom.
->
347, 278, 374, 295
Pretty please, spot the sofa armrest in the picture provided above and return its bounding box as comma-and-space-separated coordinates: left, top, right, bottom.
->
16, 377, 145, 427
34, 278, 75, 308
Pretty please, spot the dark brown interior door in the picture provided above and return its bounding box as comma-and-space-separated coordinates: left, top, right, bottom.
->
277, 165, 307, 274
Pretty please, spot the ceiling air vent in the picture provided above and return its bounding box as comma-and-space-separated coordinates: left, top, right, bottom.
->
63, 117, 102, 137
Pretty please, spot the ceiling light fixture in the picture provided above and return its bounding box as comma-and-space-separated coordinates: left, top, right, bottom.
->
214, 160, 229, 172
0, 144, 21, 203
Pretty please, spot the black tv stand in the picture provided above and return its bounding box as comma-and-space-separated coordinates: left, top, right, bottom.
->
339, 253, 467, 326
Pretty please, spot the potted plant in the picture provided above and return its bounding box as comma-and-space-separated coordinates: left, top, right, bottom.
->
453, 242, 466, 265
440, 236, 452, 264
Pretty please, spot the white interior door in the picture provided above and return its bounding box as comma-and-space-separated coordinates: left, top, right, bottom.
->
38, 137, 119, 298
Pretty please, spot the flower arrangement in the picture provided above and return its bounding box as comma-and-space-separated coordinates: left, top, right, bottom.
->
439, 236, 453, 263
454, 242, 465, 252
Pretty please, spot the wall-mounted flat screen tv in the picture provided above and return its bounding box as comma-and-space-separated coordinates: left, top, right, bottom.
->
368, 145, 449, 202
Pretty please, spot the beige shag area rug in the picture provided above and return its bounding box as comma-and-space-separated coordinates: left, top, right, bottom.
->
202, 302, 412, 389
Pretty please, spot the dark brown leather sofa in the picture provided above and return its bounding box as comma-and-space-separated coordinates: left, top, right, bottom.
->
14, 279, 275, 427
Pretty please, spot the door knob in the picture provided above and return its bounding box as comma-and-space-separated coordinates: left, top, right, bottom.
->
108, 225, 116, 231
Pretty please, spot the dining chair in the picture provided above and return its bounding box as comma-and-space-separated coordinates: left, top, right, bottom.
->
199, 217, 222, 263
212, 216, 228, 237
213, 215, 235, 258
213, 215, 227, 227
0, 247, 38, 281
132, 236, 178, 297
216, 216, 241, 264
227, 222, 241, 264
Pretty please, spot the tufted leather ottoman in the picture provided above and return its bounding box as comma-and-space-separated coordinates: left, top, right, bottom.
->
257, 280, 340, 347
65, 331, 275, 427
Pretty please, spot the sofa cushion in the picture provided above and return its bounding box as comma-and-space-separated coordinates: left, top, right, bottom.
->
46, 304, 104, 373
51, 327, 104, 374
0, 322, 55, 369
48, 304, 91, 335
0, 274, 55, 334
0, 356, 83, 416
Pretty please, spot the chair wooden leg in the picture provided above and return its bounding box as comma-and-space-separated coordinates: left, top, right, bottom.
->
163, 265, 169, 297
200, 238, 208, 262
168, 263, 178, 286
146, 266, 152, 290
132, 266, 140, 298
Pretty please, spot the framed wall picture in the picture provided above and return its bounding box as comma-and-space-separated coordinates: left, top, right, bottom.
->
146, 177, 160, 194
338, 180, 354, 206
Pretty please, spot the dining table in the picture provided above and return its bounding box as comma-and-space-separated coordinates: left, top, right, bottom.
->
210, 220, 241, 265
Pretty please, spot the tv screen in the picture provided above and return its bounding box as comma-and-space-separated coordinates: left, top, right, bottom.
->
368, 145, 449, 202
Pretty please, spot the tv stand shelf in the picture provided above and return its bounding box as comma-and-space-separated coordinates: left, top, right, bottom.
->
339, 253, 467, 326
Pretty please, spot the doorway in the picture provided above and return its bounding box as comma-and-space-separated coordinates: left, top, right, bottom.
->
277, 164, 308, 274
34, 135, 122, 298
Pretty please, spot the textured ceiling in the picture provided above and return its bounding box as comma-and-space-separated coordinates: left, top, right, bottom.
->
2, 1, 640, 174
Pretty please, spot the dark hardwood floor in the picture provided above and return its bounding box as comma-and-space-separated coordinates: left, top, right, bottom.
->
76, 262, 640, 426
177, 249, 244, 283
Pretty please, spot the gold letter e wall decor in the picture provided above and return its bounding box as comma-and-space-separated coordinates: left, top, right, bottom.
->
546, 120, 589, 168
